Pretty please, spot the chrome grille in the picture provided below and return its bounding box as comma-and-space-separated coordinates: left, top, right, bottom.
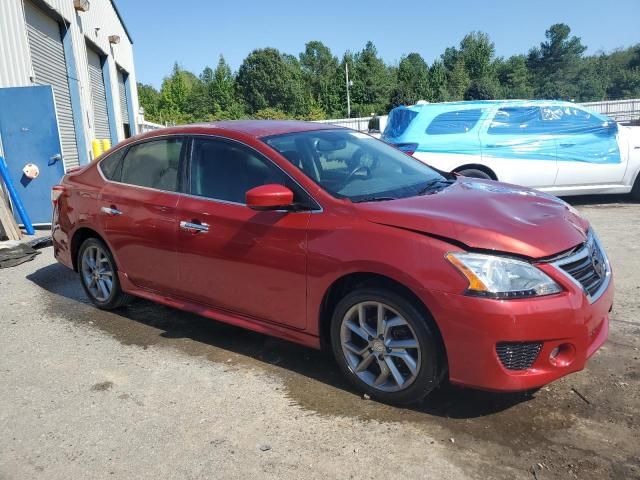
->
496, 342, 542, 370
554, 232, 610, 302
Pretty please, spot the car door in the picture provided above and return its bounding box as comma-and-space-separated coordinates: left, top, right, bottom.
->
173, 136, 313, 330
551, 105, 627, 187
99, 137, 185, 293
480, 106, 558, 188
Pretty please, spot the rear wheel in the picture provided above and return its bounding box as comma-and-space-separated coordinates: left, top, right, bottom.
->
78, 238, 133, 310
330, 288, 443, 405
456, 168, 493, 180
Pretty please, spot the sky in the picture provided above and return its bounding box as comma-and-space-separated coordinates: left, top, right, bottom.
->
116, 0, 640, 88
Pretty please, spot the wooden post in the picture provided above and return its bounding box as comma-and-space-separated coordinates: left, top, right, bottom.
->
0, 187, 22, 241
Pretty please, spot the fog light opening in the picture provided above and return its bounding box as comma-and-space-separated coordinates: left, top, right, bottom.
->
549, 343, 575, 367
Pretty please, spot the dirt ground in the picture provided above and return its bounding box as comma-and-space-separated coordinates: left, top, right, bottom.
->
0, 196, 638, 479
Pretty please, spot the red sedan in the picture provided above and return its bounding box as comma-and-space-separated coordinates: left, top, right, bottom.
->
52, 121, 613, 405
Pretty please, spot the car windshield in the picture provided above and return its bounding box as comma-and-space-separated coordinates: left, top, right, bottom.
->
263, 129, 451, 202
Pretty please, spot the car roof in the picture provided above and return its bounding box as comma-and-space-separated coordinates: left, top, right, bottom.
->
399, 99, 580, 114
139, 120, 339, 140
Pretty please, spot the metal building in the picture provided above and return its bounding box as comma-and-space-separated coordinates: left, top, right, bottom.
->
0, 0, 138, 224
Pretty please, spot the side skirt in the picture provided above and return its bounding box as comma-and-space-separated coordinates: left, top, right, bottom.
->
118, 272, 321, 350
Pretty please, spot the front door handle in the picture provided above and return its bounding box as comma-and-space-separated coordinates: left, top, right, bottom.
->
179, 220, 209, 233
100, 206, 122, 216
560, 143, 576, 147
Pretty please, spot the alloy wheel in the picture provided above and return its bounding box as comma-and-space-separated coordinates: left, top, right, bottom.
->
340, 301, 421, 392
81, 245, 114, 302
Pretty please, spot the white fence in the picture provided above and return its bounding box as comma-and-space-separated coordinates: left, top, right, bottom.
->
138, 120, 167, 133
315, 99, 640, 133
580, 98, 640, 123
313, 116, 376, 132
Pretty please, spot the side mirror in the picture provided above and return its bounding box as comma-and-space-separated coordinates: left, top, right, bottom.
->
246, 184, 294, 211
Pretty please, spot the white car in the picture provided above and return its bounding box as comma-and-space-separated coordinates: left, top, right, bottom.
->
382, 100, 640, 198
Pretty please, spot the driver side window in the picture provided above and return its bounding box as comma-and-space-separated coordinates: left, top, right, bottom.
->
189, 138, 309, 206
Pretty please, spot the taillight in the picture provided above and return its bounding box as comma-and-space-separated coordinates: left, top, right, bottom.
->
394, 143, 418, 156
51, 185, 65, 205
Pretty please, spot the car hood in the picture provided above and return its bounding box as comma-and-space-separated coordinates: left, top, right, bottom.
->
355, 179, 589, 258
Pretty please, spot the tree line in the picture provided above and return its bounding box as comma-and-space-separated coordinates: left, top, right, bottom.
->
137, 23, 640, 124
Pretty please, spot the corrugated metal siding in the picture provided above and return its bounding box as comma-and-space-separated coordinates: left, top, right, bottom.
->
0, 0, 32, 87
87, 47, 111, 140
117, 69, 130, 124
1, 0, 139, 157
24, 0, 79, 169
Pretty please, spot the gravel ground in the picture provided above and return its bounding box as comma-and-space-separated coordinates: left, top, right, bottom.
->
0, 196, 638, 480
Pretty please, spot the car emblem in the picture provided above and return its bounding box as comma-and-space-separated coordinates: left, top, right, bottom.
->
372, 340, 386, 353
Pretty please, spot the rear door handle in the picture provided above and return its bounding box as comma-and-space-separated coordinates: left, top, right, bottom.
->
100, 206, 122, 216
560, 143, 576, 147
179, 220, 209, 233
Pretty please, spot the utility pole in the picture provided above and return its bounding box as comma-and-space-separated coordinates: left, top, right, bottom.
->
345, 62, 352, 118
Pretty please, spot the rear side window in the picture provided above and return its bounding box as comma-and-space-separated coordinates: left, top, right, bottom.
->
119, 138, 184, 191
425, 109, 483, 135
488, 107, 543, 135
189, 138, 293, 204
99, 148, 126, 180
540, 106, 610, 134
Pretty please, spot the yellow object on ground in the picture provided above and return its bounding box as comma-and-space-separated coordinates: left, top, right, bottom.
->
91, 139, 103, 160
91, 139, 112, 160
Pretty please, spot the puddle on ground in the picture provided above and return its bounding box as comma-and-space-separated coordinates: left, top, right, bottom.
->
26, 261, 640, 478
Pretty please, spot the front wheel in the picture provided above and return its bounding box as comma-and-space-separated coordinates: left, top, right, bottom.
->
78, 237, 133, 310
330, 288, 443, 405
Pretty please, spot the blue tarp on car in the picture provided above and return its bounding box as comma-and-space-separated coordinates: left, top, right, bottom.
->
382, 100, 621, 164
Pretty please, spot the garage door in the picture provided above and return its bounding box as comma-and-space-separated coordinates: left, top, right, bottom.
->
117, 69, 130, 124
87, 47, 112, 141
24, 1, 79, 170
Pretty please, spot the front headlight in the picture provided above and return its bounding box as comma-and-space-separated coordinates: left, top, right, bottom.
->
446, 252, 561, 299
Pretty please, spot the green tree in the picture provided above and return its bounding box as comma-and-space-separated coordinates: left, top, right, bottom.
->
299, 41, 340, 117
608, 67, 640, 99
209, 55, 244, 119
446, 57, 470, 100
464, 76, 500, 100
528, 23, 587, 99
459, 31, 495, 80
157, 63, 198, 123
137, 83, 161, 122
237, 48, 310, 116
428, 61, 448, 102
495, 55, 533, 98
349, 41, 394, 116
389, 53, 431, 107
253, 107, 289, 119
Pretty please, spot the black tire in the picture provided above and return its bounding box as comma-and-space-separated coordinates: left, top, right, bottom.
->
330, 287, 444, 405
456, 168, 493, 180
77, 237, 133, 310
631, 174, 640, 202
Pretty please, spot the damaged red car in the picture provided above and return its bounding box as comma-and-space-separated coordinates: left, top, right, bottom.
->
52, 121, 613, 405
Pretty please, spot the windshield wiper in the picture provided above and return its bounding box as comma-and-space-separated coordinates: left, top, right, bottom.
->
352, 196, 398, 203
417, 178, 455, 196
